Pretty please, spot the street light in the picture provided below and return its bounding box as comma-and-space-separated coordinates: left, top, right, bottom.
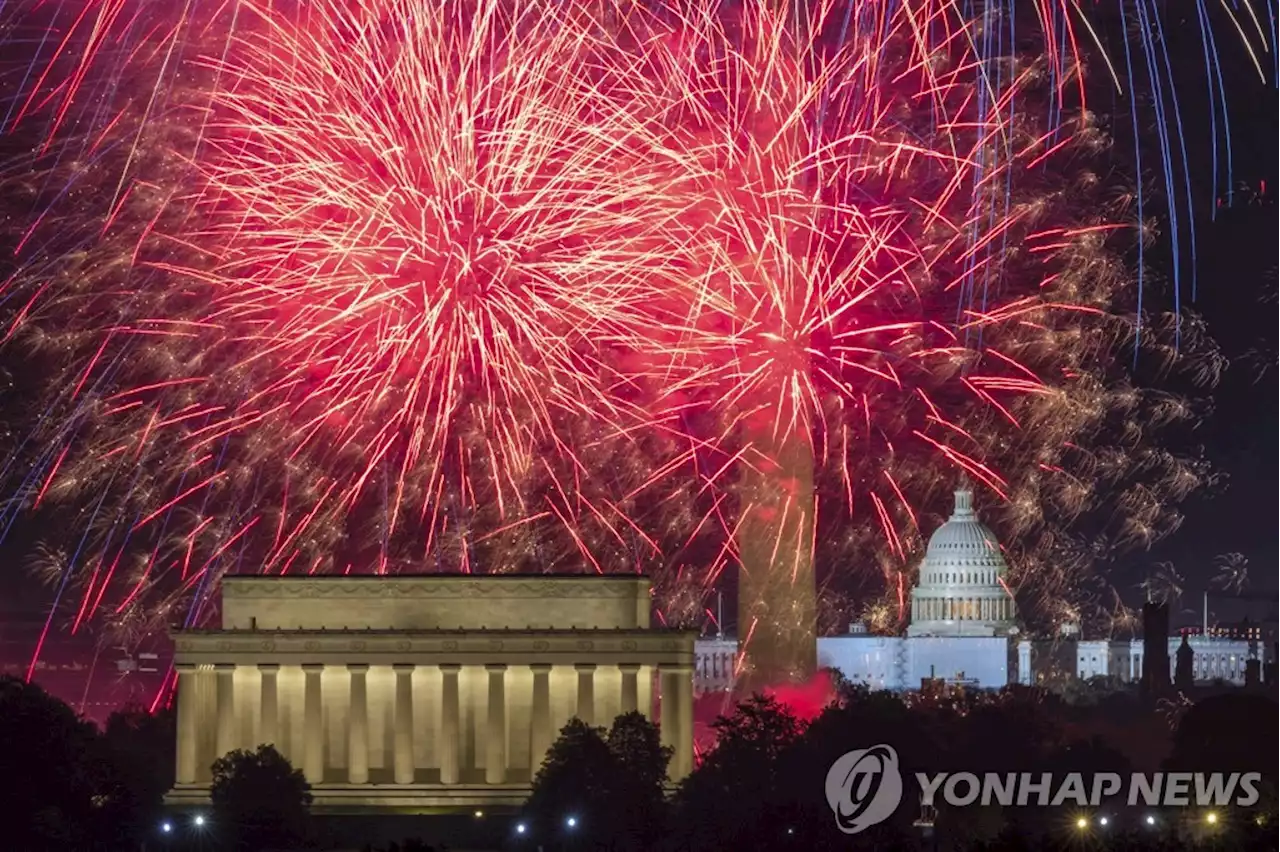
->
566, 816, 578, 829
473, 810, 483, 818
1146, 815, 1157, 826
193, 815, 205, 827
161, 822, 172, 834
1075, 817, 1088, 830
1099, 817, 1109, 827
1206, 811, 1219, 825
515, 823, 527, 835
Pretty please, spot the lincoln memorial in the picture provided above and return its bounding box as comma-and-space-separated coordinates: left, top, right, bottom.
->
165, 574, 696, 812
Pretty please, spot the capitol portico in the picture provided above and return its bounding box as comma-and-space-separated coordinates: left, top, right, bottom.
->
166, 575, 696, 812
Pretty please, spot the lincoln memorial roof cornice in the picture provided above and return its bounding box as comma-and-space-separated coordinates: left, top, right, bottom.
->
170, 629, 697, 664
172, 627, 698, 636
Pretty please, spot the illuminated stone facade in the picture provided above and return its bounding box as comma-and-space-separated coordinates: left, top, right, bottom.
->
694, 637, 738, 696
166, 575, 696, 812
906, 484, 1016, 638
814, 483, 1019, 690
1050, 635, 1251, 685
694, 485, 1264, 695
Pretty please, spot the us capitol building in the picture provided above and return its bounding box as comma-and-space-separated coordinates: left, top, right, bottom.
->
817, 481, 1022, 690
696, 482, 1258, 694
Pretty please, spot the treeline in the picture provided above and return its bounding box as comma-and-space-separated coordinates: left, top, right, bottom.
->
0, 675, 174, 850
2, 674, 1276, 851
520, 683, 1278, 851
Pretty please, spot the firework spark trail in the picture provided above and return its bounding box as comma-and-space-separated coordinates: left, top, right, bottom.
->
628, 0, 1092, 680
4, 0, 1272, 274
2, 0, 716, 643
622, 0, 1226, 678
0, 0, 1233, 686
185, 0, 702, 570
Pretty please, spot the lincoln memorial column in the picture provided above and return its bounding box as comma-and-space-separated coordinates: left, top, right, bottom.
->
660, 664, 694, 781
214, 664, 236, 758
619, 664, 640, 714
575, 663, 596, 724
348, 664, 369, 784
302, 664, 324, 783
673, 664, 694, 780
529, 664, 552, 771
485, 664, 507, 784
439, 664, 461, 785
659, 667, 677, 757
175, 664, 199, 784
259, 664, 279, 747
392, 664, 415, 784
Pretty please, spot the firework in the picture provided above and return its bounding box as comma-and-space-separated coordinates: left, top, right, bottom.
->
1210, 553, 1250, 595
2, 0, 711, 653
620, 1, 1222, 683
0, 0, 1240, 688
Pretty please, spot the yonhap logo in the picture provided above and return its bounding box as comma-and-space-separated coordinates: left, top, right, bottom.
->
825, 744, 904, 834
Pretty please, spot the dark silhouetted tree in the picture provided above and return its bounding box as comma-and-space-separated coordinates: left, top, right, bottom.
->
0, 676, 116, 851
1166, 693, 1278, 818
525, 718, 616, 847
668, 694, 806, 850
788, 689, 939, 849
101, 704, 175, 840
605, 711, 671, 851
210, 743, 313, 851
524, 713, 670, 850
524, 716, 614, 823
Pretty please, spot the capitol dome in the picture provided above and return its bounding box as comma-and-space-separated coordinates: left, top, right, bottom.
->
907, 482, 1017, 637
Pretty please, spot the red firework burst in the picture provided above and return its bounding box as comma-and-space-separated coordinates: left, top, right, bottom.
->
0, 1, 1220, 689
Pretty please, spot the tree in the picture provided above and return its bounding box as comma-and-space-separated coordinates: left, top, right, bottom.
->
524, 713, 670, 851
525, 718, 616, 847
1166, 693, 1279, 818
101, 704, 175, 840
0, 676, 115, 851
210, 744, 313, 851
792, 689, 940, 849
698, 691, 804, 771
668, 694, 806, 850
605, 711, 672, 851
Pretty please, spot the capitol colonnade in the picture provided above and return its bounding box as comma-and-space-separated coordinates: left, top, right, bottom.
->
910, 594, 1015, 625
167, 575, 696, 811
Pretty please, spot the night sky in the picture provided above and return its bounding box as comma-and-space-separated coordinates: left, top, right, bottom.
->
1134, 11, 1278, 605
0, 5, 1275, 652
